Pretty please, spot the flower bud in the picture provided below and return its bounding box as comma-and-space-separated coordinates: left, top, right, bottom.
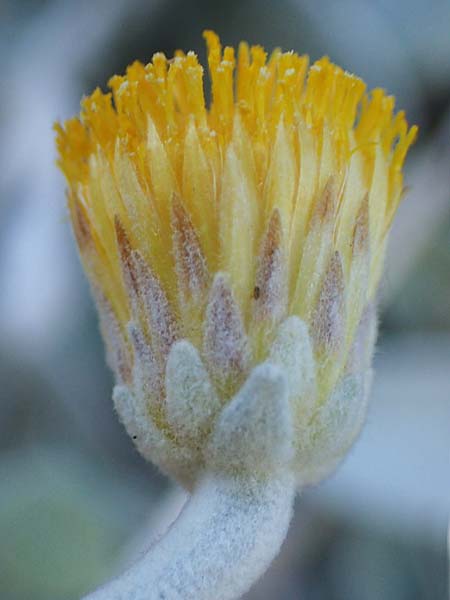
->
56, 32, 416, 487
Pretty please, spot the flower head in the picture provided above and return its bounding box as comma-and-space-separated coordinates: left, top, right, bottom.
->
56, 32, 417, 487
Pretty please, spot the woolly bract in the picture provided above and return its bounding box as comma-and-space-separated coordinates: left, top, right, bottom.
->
56, 32, 416, 486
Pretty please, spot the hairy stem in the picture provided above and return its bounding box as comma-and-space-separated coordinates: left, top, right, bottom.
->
84, 471, 296, 600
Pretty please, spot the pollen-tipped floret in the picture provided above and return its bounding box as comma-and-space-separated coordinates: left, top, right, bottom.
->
56, 32, 416, 487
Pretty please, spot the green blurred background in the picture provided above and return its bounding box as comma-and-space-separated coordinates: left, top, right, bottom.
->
0, 1, 449, 598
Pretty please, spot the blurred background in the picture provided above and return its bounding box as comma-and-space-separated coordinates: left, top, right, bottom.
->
0, 1, 449, 598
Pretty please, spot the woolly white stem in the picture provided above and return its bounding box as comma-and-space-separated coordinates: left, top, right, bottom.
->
84, 471, 296, 600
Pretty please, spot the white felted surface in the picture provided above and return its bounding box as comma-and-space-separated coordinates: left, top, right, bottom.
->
208, 362, 293, 474
165, 340, 221, 442
105, 313, 374, 599
83, 472, 296, 600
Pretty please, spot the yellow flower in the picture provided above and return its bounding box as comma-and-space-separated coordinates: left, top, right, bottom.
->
55, 32, 417, 486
